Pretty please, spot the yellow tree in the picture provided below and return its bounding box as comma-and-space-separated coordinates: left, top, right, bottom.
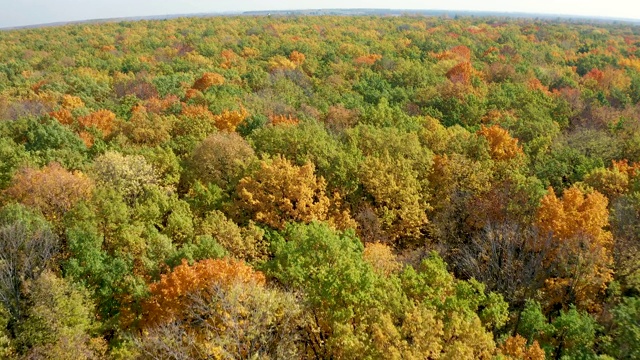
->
478, 124, 523, 161
191, 72, 224, 91
235, 156, 331, 229
535, 186, 613, 311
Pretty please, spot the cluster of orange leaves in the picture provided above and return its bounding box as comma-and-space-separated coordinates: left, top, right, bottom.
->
446, 62, 474, 84
612, 159, 640, 177
143, 95, 179, 114
289, 51, 306, 66
142, 258, 265, 327
220, 49, 238, 69
50, 94, 116, 147
434, 45, 471, 62
192, 72, 225, 92
180, 104, 248, 132
269, 114, 299, 126
528, 78, 551, 95
535, 186, 613, 310
354, 54, 382, 66
584, 68, 605, 83
477, 124, 523, 161
499, 335, 546, 360
4, 162, 93, 222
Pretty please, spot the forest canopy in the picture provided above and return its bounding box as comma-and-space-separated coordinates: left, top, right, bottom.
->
1, 13, 640, 359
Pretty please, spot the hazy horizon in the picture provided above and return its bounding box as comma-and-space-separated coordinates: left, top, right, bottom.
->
1, 0, 639, 28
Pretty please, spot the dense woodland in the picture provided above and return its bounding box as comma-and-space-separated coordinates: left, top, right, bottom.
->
1, 14, 640, 359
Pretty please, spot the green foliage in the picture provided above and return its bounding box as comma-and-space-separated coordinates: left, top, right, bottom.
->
2, 13, 640, 357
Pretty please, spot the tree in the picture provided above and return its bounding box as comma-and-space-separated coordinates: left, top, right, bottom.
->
235, 156, 332, 229
92, 151, 158, 204
477, 124, 524, 161
499, 335, 546, 360
136, 280, 303, 360
534, 186, 613, 311
191, 72, 224, 91
359, 153, 429, 244
186, 132, 256, 191
0, 205, 57, 321
4, 163, 93, 222
142, 258, 265, 327
212, 107, 248, 132
15, 272, 106, 360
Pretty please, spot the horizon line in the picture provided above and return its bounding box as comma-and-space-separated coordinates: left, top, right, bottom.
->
2, 8, 640, 31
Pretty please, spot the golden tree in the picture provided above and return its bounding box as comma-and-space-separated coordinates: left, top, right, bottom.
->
235, 156, 331, 229
212, 107, 248, 132
289, 51, 306, 66
499, 335, 546, 360
477, 124, 523, 161
191, 72, 225, 91
534, 186, 613, 311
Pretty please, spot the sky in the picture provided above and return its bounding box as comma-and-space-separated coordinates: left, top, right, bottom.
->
1, 0, 640, 28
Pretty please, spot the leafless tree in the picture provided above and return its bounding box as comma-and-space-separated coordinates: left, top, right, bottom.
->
0, 220, 57, 320
456, 221, 551, 307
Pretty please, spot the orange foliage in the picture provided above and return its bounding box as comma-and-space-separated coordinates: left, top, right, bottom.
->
434, 45, 471, 62
142, 258, 265, 326
4, 163, 93, 221
220, 49, 238, 69
535, 186, 613, 310
144, 95, 179, 114
181, 103, 214, 121
612, 159, 640, 177
269, 114, 300, 126
78, 109, 116, 137
446, 61, 473, 84
289, 51, 306, 66
354, 54, 382, 66
212, 107, 249, 132
499, 335, 546, 360
477, 125, 523, 161
450, 45, 471, 61
192, 72, 225, 91
528, 78, 551, 95
50, 108, 74, 126
584, 68, 605, 85
183, 88, 202, 101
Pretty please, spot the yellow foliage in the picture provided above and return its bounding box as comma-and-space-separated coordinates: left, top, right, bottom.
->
363, 243, 401, 276
478, 124, 523, 161
269, 55, 297, 71
535, 186, 613, 310
192, 72, 225, 91
499, 335, 546, 360
212, 107, 248, 132
61, 94, 85, 110
236, 157, 331, 229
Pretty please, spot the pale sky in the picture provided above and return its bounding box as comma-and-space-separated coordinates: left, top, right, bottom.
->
1, 0, 639, 28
